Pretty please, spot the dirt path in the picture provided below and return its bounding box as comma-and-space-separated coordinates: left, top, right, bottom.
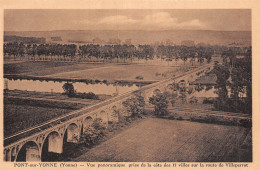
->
71, 118, 251, 162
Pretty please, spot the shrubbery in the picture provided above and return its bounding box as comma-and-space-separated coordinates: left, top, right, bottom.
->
75, 92, 99, 100
135, 76, 144, 80
122, 90, 145, 117
189, 97, 198, 104
203, 98, 214, 104
149, 90, 169, 117
81, 118, 106, 147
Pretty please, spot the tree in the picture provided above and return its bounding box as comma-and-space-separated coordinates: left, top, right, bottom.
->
62, 83, 75, 96
188, 47, 196, 66
18, 42, 25, 60
229, 48, 252, 113
138, 45, 154, 62
205, 48, 213, 63
180, 46, 188, 65
213, 63, 230, 110
122, 91, 145, 117
197, 47, 205, 65
9, 42, 19, 60
149, 90, 169, 116
213, 47, 251, 114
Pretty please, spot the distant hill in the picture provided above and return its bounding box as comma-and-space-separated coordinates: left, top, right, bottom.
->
4, 35, 46, 44
4, 30, 251, 46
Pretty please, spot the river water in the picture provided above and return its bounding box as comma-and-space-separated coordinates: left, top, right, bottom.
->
5, 79, 241, 99
4, 79, 139, 96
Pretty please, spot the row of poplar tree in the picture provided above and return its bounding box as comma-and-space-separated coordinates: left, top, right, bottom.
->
4, 42, 250, 64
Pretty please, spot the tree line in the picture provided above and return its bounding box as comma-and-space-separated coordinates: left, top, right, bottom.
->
4, 42, 77, 61
4, 42, 250, 65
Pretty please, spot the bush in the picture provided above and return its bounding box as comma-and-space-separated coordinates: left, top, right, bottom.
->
205, 85, 213, 91
179, 92, 187, 104
76, 92, 99, 100
168, 115, 176, 120
203, 98, 214, 104
149, 91, 169, 117
81, 118, 106, 147
136, 76, 144, 80
187, 87, 193, 94
107, 122, 120, 132
239, 119, 252, 128
122, 90, 145, 117
189, 96, 198, 104
204, 115, 217, 123
155, 72, 161, 77
176, 116, 183, 120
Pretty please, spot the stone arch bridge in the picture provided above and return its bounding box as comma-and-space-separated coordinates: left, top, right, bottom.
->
4, 64, 214, 162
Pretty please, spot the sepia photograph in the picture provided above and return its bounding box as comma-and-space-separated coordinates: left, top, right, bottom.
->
2, 8, 253, 163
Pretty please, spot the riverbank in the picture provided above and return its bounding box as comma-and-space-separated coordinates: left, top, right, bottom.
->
4, 74, 157, 86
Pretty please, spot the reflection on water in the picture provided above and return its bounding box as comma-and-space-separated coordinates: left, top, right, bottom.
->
5, 79, 139, 95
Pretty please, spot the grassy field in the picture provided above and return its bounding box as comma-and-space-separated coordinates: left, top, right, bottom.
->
71, 118, 251, 162
44, 64, 183, 81
4, 61, 109, 76
4, 61, 188, 81
4, 61, 76, 75
4, 104, 75, 137
6, 90, 109, 103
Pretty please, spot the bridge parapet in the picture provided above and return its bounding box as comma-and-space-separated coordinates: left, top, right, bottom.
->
3, 64, 214, 162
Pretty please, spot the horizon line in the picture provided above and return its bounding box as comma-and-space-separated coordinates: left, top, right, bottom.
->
4, 29, 252, 32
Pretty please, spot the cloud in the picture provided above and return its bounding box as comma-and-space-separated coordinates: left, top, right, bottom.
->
140, 12, 206, 30
98, 15, 138, 25
178, 19, 206, 29
77, 12, 207, 30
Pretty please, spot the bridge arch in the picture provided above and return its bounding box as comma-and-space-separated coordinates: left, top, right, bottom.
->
64, 123, 80, 143
82, 116, 93, 132
112, 105, 117, 110
16, 141, 41, 162
99, 110, 107, 125
41, 131, 63, 161
109, 105, 119, 122
153, 89, 161, 95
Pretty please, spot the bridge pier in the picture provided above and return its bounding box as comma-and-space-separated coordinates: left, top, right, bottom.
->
11, 147, 17, 161
16, 141, 41, 162
97, 111, 109, 127
110, 105, 119, 122
6, 149, 11, 161
48, 132, 63, 153
4, 150, 6, 161
25, 146, 41, 161
66, 123, 80, 143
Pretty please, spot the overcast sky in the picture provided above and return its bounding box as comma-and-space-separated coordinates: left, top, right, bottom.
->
4, 9, 251, 31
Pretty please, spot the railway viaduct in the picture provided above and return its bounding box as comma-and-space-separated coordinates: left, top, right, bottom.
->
3, 64, 214, 162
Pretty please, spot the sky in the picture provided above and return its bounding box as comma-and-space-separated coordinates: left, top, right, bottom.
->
4, 9, 251, 31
